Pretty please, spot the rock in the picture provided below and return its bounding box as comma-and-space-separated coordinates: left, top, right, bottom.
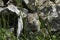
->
35, 0, 49, 10
37, 0, 60, 32
24, 0, 29, 4
24, 0, 37, 12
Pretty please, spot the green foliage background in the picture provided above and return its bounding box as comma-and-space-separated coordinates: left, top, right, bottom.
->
0, 0, 60, 40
